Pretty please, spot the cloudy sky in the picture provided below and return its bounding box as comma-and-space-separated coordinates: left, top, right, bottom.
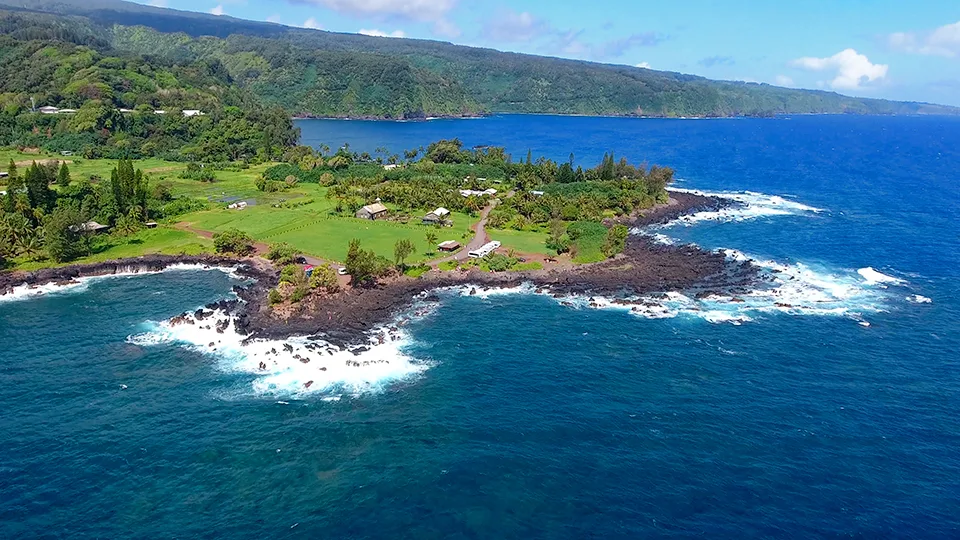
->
139, 0, 960, 106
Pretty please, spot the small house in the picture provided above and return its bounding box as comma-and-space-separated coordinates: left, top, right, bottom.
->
58, 109, 78, 114
356, 202, 389, 220
38, 106, 60, 115
438, 240, 461, 252
0, 172, 8, 179
71, 221, 110, 234
531, 190, 545, 196
182, 110, 205, 117
383, 164, 399, 170
144, 222, 158, 229
422, 207, 451, 225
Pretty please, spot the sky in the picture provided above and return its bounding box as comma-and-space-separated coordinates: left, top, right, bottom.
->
138, 0, 960, 106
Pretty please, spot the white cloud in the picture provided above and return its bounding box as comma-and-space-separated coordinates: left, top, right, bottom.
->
291, 0, 458, 36
303, 17, 323, 29
790, 48, 888, 90
889, 20, 960, 57
209, 4, 225, 16
483, 10, 547, 42
774, 74, 794, 86
359, 28, 405, 38
635, 62, 651, 69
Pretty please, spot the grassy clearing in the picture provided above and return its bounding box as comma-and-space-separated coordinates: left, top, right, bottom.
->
11, 227, 212, 271
487, 228, 552, 255
0, 149, 180, 182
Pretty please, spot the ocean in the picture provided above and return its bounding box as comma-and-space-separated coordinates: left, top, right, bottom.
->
2, 115, 959, 538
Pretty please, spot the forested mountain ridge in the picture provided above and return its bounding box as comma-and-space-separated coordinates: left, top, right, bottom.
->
0, 32, 298, 160
0, 0, 957, 118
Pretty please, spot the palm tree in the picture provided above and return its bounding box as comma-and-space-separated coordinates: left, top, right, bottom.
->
18, 235, 42, 261
425, 231, 438, 250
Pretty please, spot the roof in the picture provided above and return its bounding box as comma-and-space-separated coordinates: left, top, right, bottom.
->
438, 240, 460, 248
433, 207, 450, 217
71, 221, 109, 233
361, 203, 388, 214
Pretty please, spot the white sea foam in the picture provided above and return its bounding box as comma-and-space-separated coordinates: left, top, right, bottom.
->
0, 265, 242, 304
906, 294, 932, 304
663, 187, 823, 226
857, 267, 906, 286
444, 248, 914, 326
127, 309, 430, 398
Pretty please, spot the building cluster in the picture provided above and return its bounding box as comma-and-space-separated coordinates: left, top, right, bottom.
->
38, 106, 205, 117
459, 188, 497, 198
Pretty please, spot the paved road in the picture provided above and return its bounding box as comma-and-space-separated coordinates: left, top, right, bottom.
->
433, 198, 500, 265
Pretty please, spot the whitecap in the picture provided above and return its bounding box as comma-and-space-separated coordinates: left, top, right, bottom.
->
857, 267, 905, 286
128, 309, 431, 399
662, 187, 823, 227
440, 249, 899, 326
906, 294, 932, 304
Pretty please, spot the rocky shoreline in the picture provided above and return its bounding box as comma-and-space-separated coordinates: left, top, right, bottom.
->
236, 191, 757, 346
0, 191, 757, 347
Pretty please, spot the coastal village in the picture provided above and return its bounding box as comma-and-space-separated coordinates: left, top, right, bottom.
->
1, 136, 673, 315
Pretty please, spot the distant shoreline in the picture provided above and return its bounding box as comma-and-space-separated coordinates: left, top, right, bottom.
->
291, 111, 956, 123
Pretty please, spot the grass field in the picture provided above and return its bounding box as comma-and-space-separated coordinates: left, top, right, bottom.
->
1, 151, 573, 271
487, 228, 552, 256
10, 227, 212, 272
0, 149, 183, 183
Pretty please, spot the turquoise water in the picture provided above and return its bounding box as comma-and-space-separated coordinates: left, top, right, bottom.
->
2, 115, 959, 537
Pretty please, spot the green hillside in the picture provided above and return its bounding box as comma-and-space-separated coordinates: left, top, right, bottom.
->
0, 33, 298, 160
0, 0, 957, 119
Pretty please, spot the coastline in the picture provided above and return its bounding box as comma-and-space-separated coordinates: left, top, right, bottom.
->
0, 191, 756, 347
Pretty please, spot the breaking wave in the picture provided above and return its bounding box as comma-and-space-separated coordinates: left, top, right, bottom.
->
445, 251, 912, 326
663, 187, 824, 226
127, 309, 432, 399
0, 264, 243, 304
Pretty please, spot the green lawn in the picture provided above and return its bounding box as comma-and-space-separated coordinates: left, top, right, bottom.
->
487, 228, 552, 255
263, 217, 441, 263
0, 149, 182, 182
10, 227, 212, 271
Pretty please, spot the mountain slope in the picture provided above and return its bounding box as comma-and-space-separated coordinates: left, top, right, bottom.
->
0, 0, 956, 118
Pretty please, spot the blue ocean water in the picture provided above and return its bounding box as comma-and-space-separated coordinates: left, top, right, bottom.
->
2, 115, 960, 538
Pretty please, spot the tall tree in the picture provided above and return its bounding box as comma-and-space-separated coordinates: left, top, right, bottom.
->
57, 163, 71, 187
23, 162, 53, 213
2, 159, 19, 214
345, 238, 378, 285
394, 238, 415, 268
44, 206, 86, 262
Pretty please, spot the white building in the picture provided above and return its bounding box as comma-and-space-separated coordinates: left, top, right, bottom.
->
468, 241, 501, 259
459, 188, 498, 198
182, 110, 205, 117
38, 106, 60, 114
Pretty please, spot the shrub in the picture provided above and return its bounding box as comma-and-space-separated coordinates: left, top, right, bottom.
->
268, 289, 283, 305
266, 242, 300, 265
280, 264, 308, 286
309, 265, 340, 292
212, 228, 255, 255
290, 287, 308, 303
